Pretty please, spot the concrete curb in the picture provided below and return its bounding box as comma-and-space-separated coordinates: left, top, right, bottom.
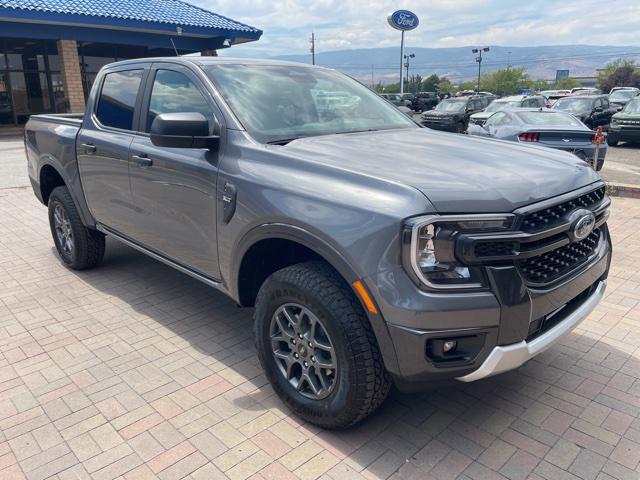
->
606, 182, 640, 198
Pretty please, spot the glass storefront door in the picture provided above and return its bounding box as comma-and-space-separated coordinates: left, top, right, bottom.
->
1, 39, 59, 124
0, 72, 12, 124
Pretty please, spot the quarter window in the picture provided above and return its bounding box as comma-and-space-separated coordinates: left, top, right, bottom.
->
95, 70, 143, 130
146, 70, 212, 132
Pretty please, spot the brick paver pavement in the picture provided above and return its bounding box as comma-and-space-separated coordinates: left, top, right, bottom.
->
1, 187, 639, 480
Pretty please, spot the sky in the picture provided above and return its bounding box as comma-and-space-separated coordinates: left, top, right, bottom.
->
196, 0, 640, 57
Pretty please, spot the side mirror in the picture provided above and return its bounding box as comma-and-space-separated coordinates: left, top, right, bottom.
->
594, 107, 603, 113
150, 112, 219, 149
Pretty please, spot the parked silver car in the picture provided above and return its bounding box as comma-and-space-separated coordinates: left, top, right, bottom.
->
467, 108, 607, 170
469, 95, 546, 126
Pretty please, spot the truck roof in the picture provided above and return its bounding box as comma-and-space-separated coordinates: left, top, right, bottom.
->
104, 56, 321, 69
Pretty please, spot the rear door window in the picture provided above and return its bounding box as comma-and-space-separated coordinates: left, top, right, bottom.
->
95, 70, 144, 130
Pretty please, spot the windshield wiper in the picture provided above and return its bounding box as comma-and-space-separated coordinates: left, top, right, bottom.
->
335, 128, 381, 135
267, 137, 306, 145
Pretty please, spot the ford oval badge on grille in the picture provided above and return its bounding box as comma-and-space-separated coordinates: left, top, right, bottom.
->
569, 209, 596, 242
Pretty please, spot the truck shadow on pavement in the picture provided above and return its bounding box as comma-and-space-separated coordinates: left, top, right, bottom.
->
62, 237, 640, 478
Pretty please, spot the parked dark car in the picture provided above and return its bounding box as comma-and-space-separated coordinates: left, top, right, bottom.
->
380, 93, 411, 107
25, 57, 610, 429
551, 95, 616, 129
421, 96, 486, 132
411, 92, 439, 112
467, 108, 607, 170
608, 97, 640, 145
608, 88, 639, 110
470, 95, 547, 126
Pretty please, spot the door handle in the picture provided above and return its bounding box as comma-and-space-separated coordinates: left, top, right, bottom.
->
81, 143, 96, 154
131, 154, 153, 167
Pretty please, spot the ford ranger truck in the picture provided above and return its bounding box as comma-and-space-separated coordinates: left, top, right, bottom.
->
25, 58, 611, 429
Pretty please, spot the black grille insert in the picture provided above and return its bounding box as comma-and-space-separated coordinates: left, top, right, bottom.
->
474, 241, 518, 258
520, 187, 605, 232
517, 229, 601, 284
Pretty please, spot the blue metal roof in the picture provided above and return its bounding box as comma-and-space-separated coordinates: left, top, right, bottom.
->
0, 0, 260, 34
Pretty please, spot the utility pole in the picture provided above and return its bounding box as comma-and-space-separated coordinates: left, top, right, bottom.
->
310, 32, 315, 65
404, 53, 415, 93
472, 47, 490, 93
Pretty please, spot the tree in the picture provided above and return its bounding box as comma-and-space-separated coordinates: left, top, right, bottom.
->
596, 59, 640, 92
456, 81, 476, 93
436, 77, 454, 94
406, 74, 423, 94
421, 74, 440, 92
480, 67, 531, 96
554, 77, 581, 90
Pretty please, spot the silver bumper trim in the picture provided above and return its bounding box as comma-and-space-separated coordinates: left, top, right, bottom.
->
456, 280, 606, 382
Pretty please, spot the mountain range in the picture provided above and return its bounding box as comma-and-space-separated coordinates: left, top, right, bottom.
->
268, 45, 640, 84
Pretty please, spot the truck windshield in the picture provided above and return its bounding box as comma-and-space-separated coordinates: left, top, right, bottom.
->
434, 99, 466, 112
202, 64, 416, 144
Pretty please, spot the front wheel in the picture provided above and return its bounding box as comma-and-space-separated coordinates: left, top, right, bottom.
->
455, 121, 466, 134
254, 261, 390, 429
48, 186, 105, 270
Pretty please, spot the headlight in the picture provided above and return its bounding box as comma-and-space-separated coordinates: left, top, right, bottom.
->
610, 118, 618, 125
403, 214, 515, 290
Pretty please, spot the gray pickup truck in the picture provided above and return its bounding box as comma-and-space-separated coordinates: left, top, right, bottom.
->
25, 57, 611, 429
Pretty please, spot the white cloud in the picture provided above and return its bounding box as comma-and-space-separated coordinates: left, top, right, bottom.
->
196, 0, 640, 56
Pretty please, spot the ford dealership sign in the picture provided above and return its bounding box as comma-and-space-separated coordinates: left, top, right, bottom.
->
387, 10, 419, 31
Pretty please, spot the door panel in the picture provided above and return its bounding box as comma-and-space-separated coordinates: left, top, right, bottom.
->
128, 66, 220, 278
77, 68, 145, 234
77, 128, 137, 233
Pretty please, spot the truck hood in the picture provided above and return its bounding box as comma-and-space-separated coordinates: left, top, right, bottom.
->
281, 128, 601, 213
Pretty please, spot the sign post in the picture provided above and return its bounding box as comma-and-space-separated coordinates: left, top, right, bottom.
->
592, 126, 605, 170
387, 10, 419, 95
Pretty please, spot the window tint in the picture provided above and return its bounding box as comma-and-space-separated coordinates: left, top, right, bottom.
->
96, 70, 143, 130
602, 98, 609, 108
485, 112, 507, 127
147, 70, 212, 132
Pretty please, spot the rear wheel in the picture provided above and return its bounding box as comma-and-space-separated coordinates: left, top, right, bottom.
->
254, 261, 390, 429
48, 186, 105, 270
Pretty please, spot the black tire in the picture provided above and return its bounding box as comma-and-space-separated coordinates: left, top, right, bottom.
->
254, 261, 390, 429
608, 137, 619, 147
456, 121, 466, 134
48, 186, 105, 270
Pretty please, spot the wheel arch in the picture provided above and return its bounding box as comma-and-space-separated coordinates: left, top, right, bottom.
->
231, 223, 400, 374
39, 163, 66, 205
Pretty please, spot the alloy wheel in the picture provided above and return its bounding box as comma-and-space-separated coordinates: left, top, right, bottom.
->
53, 203, 74, 256
270, 303, 337, 400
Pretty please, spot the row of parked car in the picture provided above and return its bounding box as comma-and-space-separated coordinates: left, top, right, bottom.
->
410, 86, 640, 170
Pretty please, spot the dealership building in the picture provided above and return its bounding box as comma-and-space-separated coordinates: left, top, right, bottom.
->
0, 0, 261, 124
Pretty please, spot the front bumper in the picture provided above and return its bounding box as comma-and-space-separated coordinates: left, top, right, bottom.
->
457, 279, 605, 382
421, 119, 456, 131
371, 189, 611, 391
609, 125, 640, 142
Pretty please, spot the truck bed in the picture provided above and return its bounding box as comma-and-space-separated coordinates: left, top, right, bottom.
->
29, 113, 84, 127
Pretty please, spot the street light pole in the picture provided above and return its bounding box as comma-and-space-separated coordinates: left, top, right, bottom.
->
404, 53, 415, 93
472, 47, 490, 93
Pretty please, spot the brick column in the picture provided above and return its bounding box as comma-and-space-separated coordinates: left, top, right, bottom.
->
201, 49, 218, 57
57, 39, 85, 113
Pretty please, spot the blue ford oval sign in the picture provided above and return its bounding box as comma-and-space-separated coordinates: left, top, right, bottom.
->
387, 10, 419, 31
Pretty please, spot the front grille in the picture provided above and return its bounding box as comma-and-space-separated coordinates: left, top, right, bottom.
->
474, 241, 517, 257
520, 186, 605, 232
517, 229, 600, 284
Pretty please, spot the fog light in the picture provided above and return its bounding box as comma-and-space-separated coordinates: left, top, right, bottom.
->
443, 340, 457, 353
